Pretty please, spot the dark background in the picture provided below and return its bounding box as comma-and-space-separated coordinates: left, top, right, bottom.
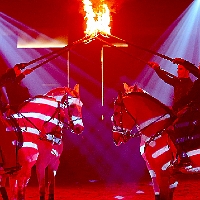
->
0, 0, 194, 185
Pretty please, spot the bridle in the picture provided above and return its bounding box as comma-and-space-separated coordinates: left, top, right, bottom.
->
61, 93, 83, 133
12, 92, 83, 144
112, 95, 137, 136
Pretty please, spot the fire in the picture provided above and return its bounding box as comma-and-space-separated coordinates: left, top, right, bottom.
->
83, 0, 111, 37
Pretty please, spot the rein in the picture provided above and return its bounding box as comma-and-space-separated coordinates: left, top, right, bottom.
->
64, 94, 83, 132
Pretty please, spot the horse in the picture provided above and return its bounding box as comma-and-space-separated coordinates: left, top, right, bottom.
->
0, 112, 23, 200
0, 84, 84, 200
111, 83, 200, 200
35, 85, 83, 200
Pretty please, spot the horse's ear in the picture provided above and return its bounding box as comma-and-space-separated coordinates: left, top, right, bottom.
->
74, 84, 80, 96
123, 83, 130, 93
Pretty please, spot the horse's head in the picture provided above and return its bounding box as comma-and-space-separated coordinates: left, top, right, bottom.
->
112, 83, 173, 146
45, 84, 84, 135
112, 83, 143, 146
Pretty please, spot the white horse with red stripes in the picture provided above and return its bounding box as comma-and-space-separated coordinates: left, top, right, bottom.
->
1, 84, 83, 200
112, 83, 200, 200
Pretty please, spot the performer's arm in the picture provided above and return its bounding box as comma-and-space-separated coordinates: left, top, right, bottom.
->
148, 62, 177, 86
15, 68, 33, 83
173, 78, 200, 112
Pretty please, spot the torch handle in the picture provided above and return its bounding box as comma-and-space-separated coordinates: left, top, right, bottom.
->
21, 35, 92, 70
108, 34, 174, 62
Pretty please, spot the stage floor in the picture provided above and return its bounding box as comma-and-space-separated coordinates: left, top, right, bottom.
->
3, 174, 200, 200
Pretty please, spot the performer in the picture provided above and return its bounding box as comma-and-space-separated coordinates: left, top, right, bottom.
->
169, 59, 200, 167
148, 61, 193, 105
0, 63, 32, 174
0, 63, 32, 112
148, 61, 194, 167
172, 58, 200, 109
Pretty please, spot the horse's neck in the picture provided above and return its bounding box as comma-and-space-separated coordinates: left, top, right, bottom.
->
131, 98, 171, 139
126, 95, 167, 125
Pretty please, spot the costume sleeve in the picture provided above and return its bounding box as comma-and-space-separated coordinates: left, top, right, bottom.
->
0, 69, 16, 87
182, 60, 199, 78
173, 79, 200, 111
15, 73, 25, 83
155, 68, 177, 86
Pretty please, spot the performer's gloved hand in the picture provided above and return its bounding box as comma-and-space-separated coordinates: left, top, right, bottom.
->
148, 61, 160, 70
14, 63, 27, 70
172, 58, 185, 65
23, 69, 33, 76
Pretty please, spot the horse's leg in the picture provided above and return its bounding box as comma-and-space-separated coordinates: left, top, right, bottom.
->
16, 176, 30, 200
36, 161, 46, 200
47, 167, 55, 200
0, 187, 9, 200
158, 170, 177, 200
9, 174, 18, 200
142, 153, 160, 199
0, 175, 9, 200
47, 150, 61, 200
13, 162, 33, 200
9, 175, 29, 200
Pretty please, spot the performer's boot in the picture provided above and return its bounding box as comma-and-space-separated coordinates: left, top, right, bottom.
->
175, 144, 191, 168
167, 128, 191, 167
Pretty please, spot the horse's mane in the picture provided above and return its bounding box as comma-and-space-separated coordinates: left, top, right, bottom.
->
45, 87, 79, 98
16, 87, 79, 112
125, 91, 173, 115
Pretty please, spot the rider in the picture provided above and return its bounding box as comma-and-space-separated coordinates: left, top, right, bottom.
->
0, 63, 32, 174
172, 58, 200, 109
148, 61, 194, 166
0, 63, 32, 112
172, 59, 200, 164
148, 61, 193, 105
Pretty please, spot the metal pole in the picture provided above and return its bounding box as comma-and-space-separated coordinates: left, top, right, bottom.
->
101, 43, 128, 120
67, 51, 70, 88
101, 46, 104, 120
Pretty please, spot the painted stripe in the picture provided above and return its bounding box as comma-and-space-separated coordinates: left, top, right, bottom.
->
169, 181, 178, 189
139, 114, 170, 130
187, 149, 200, 157
68, 98, 83, 106
22, 142, 38, 150
161, 161, 171, 171
13, 113, 62, 125
31, 98, 59, 107
152, 145, 169, 158
140, 144, 145, 155
187, 167, 200, 173
51, 149, 60, 157
149, 170, 156, 178
21, 127, 40, 135
72, 116, 84, 126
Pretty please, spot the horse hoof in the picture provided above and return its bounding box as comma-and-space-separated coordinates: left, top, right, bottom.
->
48, 194, 54, 200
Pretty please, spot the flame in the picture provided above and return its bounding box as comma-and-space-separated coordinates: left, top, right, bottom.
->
83, 0, 111, 37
